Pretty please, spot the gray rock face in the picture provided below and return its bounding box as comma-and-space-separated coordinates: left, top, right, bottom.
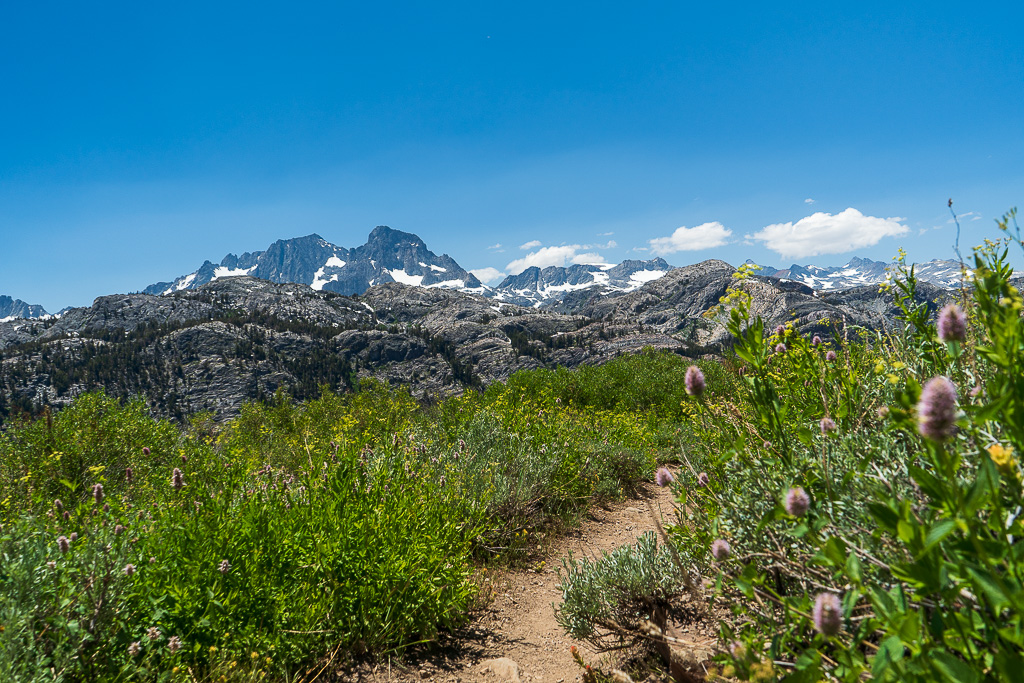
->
492, 258, 672, 308
144, 227, 484, 298
0, 295, 48, 320
756, 256, 967, 290
0, 259, 945, 425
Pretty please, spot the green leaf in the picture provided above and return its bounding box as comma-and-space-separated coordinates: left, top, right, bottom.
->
872, 635, 906, 678
929, 650, 980, 683
923, 519, 956, 554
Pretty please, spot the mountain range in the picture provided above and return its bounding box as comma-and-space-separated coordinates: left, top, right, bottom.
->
0, 259, 953, 424
2, 227, 971, 323
0, 295, 49, 322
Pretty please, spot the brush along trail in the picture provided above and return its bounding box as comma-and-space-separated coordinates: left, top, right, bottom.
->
346, 473, 718, 683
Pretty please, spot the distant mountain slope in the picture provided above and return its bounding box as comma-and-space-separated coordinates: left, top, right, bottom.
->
0, 295, 48, 321
1, 259, 952, 424
144, 226, 486, 297
756, 256, 965, 290
492, 258, 672, 307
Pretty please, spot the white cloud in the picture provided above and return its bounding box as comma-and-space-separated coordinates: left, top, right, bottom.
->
748, 208, 908, 260
631, 246, 649, 252
648, 222, 732, 256
571, 252, 604, 265
804, 198, 815, 204
505, 245, 599, 275
598, 231, 614, 236
470, 267, 506, 285
487, 243, 503, 250
519, 240, 542, 250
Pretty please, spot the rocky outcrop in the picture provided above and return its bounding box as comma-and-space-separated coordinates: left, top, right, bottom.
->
0, 260, 942, 425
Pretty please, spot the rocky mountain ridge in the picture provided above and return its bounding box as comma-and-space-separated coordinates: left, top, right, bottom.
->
145, 226, 486, 298
0, 295, 49, 321
0, 260, 950, 425
756, 256, 965, 290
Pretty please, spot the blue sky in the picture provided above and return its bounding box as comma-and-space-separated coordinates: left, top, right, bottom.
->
2, 1, 1022, 311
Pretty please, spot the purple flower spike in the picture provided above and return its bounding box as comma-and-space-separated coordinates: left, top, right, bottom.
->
825, 350, 837, 362
124, 563, 136, 576
775, 343, 787, 354
142, 446, 151, 456
168, 636, 182, 653
126, 467, 134, 484
812, 592, 843, 636
784, 487, 810, 516
655, 467, 674, 487
697, 472, 710, 487
937, 303, 967, 343
218, 559, 231, 574
811, 335, 822, 347
711, 539, 732, 562
57, 535, 70, 554
171, 468, 184, 492
92, 484, 104, 505
684, 365, 705, 397
918, 376, 958, 442
820, 417, 837, 435
775, 325, 785, 336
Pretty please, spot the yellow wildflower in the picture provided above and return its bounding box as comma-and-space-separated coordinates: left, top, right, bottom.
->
988, 443, 1015, 470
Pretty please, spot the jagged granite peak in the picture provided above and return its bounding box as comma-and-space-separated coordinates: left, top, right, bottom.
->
0, 295, 49, 321
753, 256, 965, 290
144, 228, 483, 298
492, 257, 672, 307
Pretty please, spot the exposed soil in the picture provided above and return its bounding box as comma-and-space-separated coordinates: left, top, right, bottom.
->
348, 473, 720, 683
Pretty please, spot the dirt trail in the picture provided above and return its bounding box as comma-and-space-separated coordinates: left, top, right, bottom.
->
358, 473, 718, 683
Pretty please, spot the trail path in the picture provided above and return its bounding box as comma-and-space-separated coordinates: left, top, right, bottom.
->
357, 474, 718, 683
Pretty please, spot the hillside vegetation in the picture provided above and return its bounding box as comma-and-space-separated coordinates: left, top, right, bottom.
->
2, 216, 1023, 682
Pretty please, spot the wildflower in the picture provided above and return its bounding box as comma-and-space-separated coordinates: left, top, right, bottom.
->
774, 325, 785, 336
103, 503, 110, 513
697, 472, 710, 487
218, 559, 231, 574
811, 335, 822, 347
172, 468, 184, 492
684, 365, 705, 397
762, 440, 772, 449
181, 454, 188, 465
988, 443, 1015, 471
877, 406, 890, 419
93, 484, 104, 505
820, 417, 837, 435
126, 467, 134, 484
711, 539, 732, 562
57, 535, 70, 554
70, 532, 78, 542
124, 563, 136, 576
149, 556, 156, 564
918, 376, 958, 442
46, 561, 56, 570
784, 487, 810, 516
63, 511, 70, 521
970, 384, 983, 398
168, 636, 182, 653
128, 641, 141, 657
54, 499, 63, 511
937, 303, 967, 343
823, 350, 838, 363
812, 592, 843, 636
775, 343, 787, 354
115, 524, 126, 536
147, 627, 161, 641
655, 467, 674, 487
142, 446, 151, 456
